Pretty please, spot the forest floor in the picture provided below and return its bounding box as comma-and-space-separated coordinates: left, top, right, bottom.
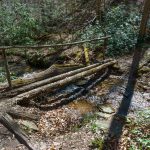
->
0, 47, 149, 150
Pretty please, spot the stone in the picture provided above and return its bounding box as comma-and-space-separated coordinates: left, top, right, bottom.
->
99, 105, 115, 114
95, 112, 112, 119
94, 120, 110, 131
20, 120, 38, 131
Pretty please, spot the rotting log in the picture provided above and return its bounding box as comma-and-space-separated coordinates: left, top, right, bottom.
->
0, 59, 112, 98
9, 59, 117, 104
0, 113, 34, 150
7, 109, 39, 121
0, 64, 84, 91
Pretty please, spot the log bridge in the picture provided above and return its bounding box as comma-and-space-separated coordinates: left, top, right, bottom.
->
0, 58, 117, 150
0, 36, 110, 89
0, 36, 115, 150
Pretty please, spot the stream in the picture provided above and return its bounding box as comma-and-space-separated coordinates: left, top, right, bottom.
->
0, 55, 149, 113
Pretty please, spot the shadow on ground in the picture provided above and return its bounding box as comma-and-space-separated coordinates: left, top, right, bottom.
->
102, 43, 146, 150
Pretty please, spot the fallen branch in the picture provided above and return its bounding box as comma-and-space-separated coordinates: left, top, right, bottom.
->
9, 59, 116, 105
0, 113, 34, 150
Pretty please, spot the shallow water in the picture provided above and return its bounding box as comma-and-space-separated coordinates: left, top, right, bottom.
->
0, 59, 40, 83
68, 99, 95, 114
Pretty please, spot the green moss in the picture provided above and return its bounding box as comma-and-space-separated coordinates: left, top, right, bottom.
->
11, 78, 32, 86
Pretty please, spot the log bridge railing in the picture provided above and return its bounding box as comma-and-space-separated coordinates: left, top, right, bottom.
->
0, 36, 110, 89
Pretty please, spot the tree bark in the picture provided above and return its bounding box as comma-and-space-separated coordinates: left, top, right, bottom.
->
7, 109, 39, 121
96, 0, 102, 23
138, 0, 150, 40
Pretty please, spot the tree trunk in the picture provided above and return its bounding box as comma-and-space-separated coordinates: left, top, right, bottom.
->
138, 0, 150, 40
96, 0, 102, 23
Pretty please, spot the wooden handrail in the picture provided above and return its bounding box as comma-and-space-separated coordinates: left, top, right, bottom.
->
0, 36, 111, 50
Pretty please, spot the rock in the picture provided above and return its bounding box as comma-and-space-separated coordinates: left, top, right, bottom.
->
19, 120, 38, 131
99, 105, 115, 114
143, 93, 150, 101
95, 112, 112, 119
94, 120, 110, 131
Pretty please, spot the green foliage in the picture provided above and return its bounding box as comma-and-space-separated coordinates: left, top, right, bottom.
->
79, 5, 141, 56
91, 137, 104, 149
130, 127, 150, 149
128, 109, 150, 150
0, 1, 40, 46
0, 72, 6, 83
40, 0, 69, 33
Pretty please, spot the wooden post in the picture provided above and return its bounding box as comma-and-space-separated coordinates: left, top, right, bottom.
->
103, 38, 108, 60
138, 0, 150, 40
83, 47, 90, 65
2, 49, 12, 89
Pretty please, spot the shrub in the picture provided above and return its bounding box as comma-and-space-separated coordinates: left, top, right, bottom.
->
0, 1, 40, 46
79, 5, 142, 56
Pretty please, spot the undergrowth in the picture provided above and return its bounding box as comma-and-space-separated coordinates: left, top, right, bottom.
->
79, 4, 150, 56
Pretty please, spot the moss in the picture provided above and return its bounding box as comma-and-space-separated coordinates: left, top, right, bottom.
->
11, 78, 32, 86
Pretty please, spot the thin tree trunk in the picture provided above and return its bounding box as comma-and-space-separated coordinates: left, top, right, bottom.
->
96, 0, 102, 23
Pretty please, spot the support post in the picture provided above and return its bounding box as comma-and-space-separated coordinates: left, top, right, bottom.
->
83, 46, 90, 66
103, 38, 108, 60
2, 49, 12, 89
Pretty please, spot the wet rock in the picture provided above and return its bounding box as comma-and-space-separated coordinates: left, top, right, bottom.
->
95, 112, 112, 119
99, 105, 115, 114
86, 95, 108, 105
19, 120, 38, 131
109, 89, 150, 111
94, 120, 111, 132
143, 93, 150, 101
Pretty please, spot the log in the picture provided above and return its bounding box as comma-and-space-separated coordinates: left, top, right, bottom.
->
38, 68, 110, 110
0, 59, 112, 98
0, 64, 83, 91
7, 109, 39, 121
9, 59, 117, 104
0, 113, 34, 150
